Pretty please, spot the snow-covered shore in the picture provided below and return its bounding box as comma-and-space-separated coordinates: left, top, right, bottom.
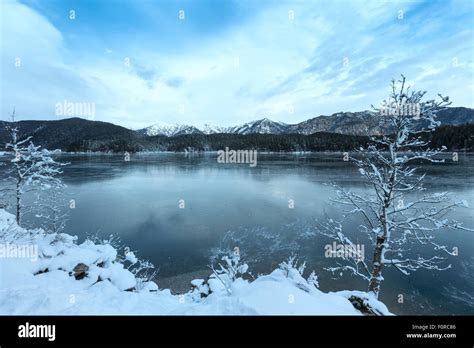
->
0, 209, 391, 315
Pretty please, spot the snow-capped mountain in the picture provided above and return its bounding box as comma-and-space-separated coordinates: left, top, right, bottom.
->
201, 124, 230, 135
137, 123, 203, 137
173, 125, 203, 136
136, 107, 474, 137
138, 118, 290, 136
227, 118, 289, 135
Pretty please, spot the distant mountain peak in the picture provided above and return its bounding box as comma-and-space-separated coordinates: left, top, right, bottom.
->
202, 124, 229, 135
228, 118, 289, 135
137, 122, 203, 137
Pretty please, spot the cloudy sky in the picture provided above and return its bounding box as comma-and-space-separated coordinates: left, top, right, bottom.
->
1, 0, 473, 129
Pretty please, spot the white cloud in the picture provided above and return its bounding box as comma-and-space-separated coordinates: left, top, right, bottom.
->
1, 0, 472, 129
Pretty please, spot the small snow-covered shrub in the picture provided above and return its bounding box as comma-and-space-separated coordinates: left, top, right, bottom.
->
279, 255, 306, 277
278, 255, 319, 292
189, 279, 210, 302
307, 270, 319, 289
85, 233, 157, 291
209, 249, 249, 295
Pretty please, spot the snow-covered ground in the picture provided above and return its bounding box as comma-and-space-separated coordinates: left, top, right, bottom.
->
0, 209, 391, 315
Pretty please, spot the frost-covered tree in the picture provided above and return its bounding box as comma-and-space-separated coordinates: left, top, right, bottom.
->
319, 76, 471, 297
4, 111, 66, 226
34, 177, 69, 233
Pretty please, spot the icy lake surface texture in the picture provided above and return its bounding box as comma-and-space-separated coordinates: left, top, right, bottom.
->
4, 152, 473, 315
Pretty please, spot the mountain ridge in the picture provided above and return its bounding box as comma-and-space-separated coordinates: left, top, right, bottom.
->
0, 107, 472, 153
138, 107, 474, 137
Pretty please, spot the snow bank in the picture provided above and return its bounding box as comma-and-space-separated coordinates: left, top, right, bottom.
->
334, 290, 392, 316
0, 209, 391, 315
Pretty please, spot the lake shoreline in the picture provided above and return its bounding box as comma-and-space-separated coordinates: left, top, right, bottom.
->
3, 150, 473, 156
154, 269, 211, 294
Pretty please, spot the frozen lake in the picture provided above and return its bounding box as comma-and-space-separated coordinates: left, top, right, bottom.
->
2, 152, 473, 314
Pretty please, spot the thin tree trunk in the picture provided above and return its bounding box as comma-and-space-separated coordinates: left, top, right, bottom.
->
368, 236, 385, 297
369, 202, 389, 297
16, 179, 21, 225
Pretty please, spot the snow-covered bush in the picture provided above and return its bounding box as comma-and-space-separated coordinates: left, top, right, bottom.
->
189, 279, 210, 302
279, 255, 306, 277
209, 248, 249, 295
83, 234, 157, 291
279, 255, 319, 292
307, 271, 319, 289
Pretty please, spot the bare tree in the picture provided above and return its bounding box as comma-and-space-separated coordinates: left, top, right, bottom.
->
319, 75, 471, 298
4, 111, 66, 227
